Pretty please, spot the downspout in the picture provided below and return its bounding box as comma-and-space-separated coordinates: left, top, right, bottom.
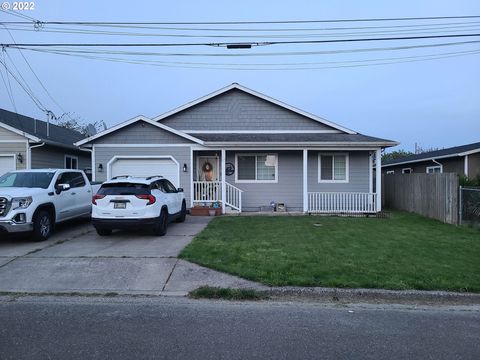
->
78, 147, 94, 181
432, 159, 443, 172
27, 142, 45, 169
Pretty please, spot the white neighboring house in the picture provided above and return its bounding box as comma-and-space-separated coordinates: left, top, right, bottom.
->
76, 83, 398, 214
0, 109, 91, 177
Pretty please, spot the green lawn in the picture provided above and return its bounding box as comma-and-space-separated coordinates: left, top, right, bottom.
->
180, 212, 480, 292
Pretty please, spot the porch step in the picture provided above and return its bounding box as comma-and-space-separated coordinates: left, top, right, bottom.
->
225, 206, 240, 214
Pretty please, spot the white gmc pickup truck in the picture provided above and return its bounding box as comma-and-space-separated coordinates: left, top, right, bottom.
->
0, 169, 100, 241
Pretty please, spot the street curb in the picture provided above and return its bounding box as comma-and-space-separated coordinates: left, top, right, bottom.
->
260, 286, 480, 305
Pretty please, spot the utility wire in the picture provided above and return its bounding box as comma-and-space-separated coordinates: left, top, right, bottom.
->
2, 15, 480, 25
3, 33, 480, 48
2, 25, 73, 118
0, 59, 48, 112
16, 40, 480, 57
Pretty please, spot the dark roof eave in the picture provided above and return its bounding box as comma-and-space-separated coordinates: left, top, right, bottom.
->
203, 141, 399, 147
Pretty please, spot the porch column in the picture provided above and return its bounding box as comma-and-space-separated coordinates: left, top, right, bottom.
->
221, 149, 226, 214
303, 149, 308, 213
375, 148, 382, 212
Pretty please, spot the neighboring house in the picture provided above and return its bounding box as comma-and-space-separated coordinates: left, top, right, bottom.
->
75, 83, 397, 213
382, 142, 480, 177
0, 109, 91, 176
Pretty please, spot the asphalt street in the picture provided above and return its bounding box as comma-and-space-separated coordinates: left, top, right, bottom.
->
0, 295, 479, 360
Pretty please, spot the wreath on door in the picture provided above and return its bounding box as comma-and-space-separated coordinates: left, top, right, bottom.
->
202, 161, 213, 172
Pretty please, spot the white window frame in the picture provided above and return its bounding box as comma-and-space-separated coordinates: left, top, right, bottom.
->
235, 153, 278, 183
402, 168, 413, 174
64, 155, 79, 169
318, 153, 349, 183
426, 165, 442, 174
386, 170, 395, 175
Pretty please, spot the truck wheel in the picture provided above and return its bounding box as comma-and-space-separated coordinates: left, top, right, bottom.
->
176, 201, 186, 223
32, 210, 53, 242
153, 209, 168, 236
96, 228, 112, 236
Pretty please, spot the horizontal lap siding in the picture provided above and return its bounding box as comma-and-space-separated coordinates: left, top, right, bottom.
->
0, 142, 27, 170
31, 145, 90, 170
94, 121, 193, 144
468, 153, 480, 177
94, 146, 191, 206
226, 150, 303, 211
0, 127, 25, 141
308, 151, 370, 192
162, 90, 334, 131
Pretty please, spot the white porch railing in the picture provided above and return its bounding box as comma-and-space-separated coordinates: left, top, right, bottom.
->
225, 182, 243, 211
308, 192, 377, 213
193, 181, 243, 212
193, 181, 221, 204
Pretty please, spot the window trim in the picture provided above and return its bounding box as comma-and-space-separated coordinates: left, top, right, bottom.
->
402, 168, 413, 174
64, 155, 79, 170
318, 153, 349, 183
426, 165, 442, 174
235, 153, 278, 184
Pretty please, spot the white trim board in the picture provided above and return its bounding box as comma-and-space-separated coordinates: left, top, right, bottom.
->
93, 143, 194, 148
75, 115, 204, 146
152, 83, 357, 134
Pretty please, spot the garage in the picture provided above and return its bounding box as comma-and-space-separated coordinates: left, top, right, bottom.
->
108, 156, 180, 187
0, 155, 16, 176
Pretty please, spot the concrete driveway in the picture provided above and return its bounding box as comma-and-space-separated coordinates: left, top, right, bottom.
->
0, 216, 261, 296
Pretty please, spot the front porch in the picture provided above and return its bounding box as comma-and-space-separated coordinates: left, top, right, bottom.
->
191, 149, 382, 215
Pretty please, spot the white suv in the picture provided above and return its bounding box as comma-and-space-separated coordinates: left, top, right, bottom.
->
92, 176, 186, 236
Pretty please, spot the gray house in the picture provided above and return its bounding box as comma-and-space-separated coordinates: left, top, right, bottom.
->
0, 109, 91, 176
382, 142, 480, 177
76, 84, 397, 213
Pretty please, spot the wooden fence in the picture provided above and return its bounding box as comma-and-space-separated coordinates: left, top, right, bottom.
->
383, 173, 459, 224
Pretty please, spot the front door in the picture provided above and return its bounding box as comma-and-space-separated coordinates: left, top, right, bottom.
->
197, 156, 219, 181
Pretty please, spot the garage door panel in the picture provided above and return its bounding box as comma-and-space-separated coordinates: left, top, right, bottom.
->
110, 158, 179, 187
0, 156, 16, 176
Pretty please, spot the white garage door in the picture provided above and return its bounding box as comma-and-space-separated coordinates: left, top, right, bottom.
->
0, 155, 16, 176
110, 157, 179, 187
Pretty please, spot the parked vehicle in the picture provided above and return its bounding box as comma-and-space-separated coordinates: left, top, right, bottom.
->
92, 175, 186, 236
0, 169, 100, 241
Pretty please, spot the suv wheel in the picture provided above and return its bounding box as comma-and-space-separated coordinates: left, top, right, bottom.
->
176, 201, 186, 223
96, 228, 112, 236
153, 209, 168, 236
32, 210, 53, 242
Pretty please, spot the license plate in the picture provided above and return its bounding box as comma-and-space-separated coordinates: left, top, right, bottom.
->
114, 202, 126, 209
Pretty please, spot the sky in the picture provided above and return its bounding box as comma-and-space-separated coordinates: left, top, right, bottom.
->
1, 0, 479, 153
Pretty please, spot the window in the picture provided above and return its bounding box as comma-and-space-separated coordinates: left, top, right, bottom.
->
55, 172, 86, 188
402, 168, 413, 174
159, 179, 177, 193
236, 154, 277, 183
426, 165, 442, 174
318, 154, 348, 182
65, 155, 78, 169
386, 170, 395, 175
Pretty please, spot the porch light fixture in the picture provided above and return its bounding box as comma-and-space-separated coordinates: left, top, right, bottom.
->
98, 163, 103, 172
17, 153, 23, 163
183, 163, 188, 172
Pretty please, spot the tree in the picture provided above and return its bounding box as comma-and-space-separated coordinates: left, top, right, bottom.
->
382, 150, 414, 163
55, 113, 105, 136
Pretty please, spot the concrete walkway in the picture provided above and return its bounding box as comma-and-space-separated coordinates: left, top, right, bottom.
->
0, 216, 263, 296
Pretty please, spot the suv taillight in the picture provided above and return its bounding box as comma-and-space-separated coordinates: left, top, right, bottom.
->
92, 194, 105, 205
135, 194, 156, 205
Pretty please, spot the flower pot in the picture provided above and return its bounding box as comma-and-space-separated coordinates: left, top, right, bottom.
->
209, 209, 216, 216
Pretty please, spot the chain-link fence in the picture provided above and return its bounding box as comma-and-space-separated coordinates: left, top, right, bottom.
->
459, 187, 480, 226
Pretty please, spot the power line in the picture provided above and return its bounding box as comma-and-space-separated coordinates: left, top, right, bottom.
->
17, 40, 480, 57
2, 15, 480, 25
3, 33, 480, 48
1, 25, 72, 118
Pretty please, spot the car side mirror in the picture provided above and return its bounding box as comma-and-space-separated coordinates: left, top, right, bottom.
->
177, 187, 184, 193
55, 183, 70, 194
